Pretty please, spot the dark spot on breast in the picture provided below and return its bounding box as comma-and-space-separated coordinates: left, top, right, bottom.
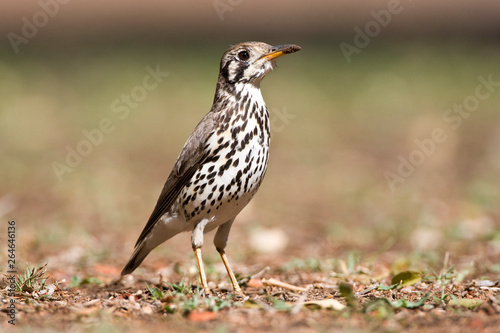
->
244, 101, 251, 118
245, 150, 252, 163
211, 146, 222, 157
241, 118, 248, 130
218, 158, 233, 176
242, 93, 248, 106
231, 126, 240, 139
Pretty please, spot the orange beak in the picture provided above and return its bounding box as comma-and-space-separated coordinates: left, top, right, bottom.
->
260, 44, 301, 61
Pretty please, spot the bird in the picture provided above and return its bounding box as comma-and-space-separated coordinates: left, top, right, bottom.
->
121, 41, 301, 295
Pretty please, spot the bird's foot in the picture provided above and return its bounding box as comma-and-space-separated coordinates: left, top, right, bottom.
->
201, 287, 213, 297
232, 290, 248, 300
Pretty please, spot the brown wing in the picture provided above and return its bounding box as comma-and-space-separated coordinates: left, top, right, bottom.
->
133, 113, 217, 247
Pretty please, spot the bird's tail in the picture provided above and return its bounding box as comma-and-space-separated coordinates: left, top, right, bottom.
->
121, 216, 186, 276
121, 240, 152, 276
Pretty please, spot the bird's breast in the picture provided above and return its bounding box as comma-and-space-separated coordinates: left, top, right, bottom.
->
179, 109, 270, 225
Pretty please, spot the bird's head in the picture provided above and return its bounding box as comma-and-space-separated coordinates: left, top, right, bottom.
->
218, 41, 301, 87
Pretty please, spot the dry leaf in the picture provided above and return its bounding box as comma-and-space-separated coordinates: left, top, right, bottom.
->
248, 278, 264, 288
304, 299, 346, 311
391, 271, 421, 287
448, 298, 484, 309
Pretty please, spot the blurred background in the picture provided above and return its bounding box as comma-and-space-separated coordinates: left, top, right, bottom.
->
1, 0, 499, 282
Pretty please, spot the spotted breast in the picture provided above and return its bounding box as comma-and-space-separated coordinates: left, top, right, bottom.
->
179, 84, 270, 230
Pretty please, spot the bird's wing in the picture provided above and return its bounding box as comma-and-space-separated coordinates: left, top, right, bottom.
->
133, 112, 217, 247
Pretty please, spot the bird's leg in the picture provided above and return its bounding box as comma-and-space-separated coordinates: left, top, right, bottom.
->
217, 249, 242, 295
214, 219, 244, 295
193, 247, 211, 295
192, 219, 211, 295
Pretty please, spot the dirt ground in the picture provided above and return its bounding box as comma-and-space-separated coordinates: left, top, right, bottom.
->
1, 248, 500, 332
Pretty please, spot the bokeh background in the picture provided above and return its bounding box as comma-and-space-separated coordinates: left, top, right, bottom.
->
1, 0, 500, 283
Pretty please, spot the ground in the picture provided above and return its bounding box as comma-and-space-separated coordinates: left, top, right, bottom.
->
1, 40, 500, 332
2, 250, 500, 332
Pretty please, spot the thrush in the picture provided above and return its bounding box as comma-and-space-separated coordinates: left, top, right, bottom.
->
121, 41, 301, 295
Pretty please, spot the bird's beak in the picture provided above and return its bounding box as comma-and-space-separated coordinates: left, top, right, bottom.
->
260, 44, 301, 61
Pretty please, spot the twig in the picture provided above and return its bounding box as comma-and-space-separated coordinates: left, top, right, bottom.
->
359, 284, 378, 296
251, 266, 270, 280
262, 278, 308, 292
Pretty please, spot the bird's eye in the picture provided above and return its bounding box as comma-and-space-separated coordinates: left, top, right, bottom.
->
238, 50, 250, 61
